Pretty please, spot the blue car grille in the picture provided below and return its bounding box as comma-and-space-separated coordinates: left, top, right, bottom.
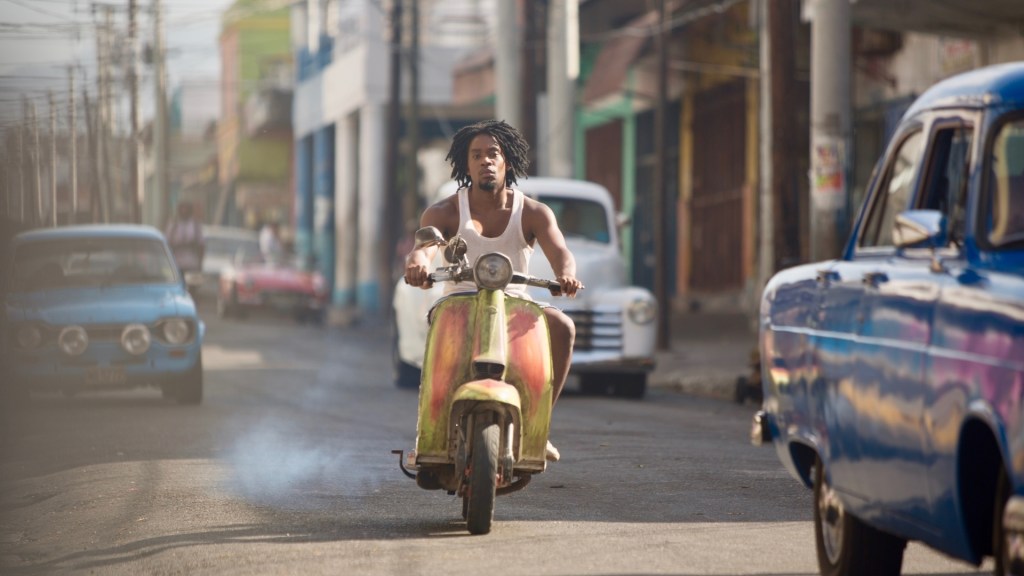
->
563, 308, 622, 352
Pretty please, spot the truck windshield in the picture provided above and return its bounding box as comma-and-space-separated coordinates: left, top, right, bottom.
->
537, 196, 611, 244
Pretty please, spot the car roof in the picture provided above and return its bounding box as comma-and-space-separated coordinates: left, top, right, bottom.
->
904, 61, 1024, 119
435, 177, 614, 207
203, 225, 258, 240
13, 224, 166, 244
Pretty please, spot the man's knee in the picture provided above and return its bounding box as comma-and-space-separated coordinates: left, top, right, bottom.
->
546, 309, 575, 343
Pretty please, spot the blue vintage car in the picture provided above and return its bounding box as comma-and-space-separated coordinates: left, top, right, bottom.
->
3, 225, 205, 404
753, 62, 1024, 575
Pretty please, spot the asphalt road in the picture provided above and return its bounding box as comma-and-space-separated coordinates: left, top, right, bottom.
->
0, 301, 993, 575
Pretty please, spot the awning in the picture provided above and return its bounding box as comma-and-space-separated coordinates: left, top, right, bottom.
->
581, 10, 658, 106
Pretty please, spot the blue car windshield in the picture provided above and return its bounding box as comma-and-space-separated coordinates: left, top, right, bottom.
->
12, 237, 178, 291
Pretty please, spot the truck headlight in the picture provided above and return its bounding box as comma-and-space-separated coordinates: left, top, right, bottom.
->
16, 324, 43, 349
474, 253, 513, 290
121, 324, 151, 355
628, 298, 657, 324
58, 325, 89, 356
162, 319, 191, 345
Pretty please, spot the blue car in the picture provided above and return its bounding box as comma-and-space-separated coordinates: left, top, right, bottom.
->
3, 225, 205, 404
753, 62, 1024, 575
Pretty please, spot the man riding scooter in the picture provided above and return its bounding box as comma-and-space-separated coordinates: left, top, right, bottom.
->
403, 119, 582, 462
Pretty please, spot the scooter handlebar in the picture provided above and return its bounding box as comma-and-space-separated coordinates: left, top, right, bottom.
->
428, 269, 567, 297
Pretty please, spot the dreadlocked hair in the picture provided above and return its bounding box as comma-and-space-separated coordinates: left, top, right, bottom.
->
445, 119, 530, 189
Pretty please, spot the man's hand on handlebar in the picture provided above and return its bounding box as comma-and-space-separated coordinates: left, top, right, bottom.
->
556, 275, 583, 298
404, 252, 434, 289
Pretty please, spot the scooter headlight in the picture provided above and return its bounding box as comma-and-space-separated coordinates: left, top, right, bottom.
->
474, 253, 513, 290
58, 325, 89, 356
121, 324, 151, 355
161, 318, 191, 345
627, 297, 657, 325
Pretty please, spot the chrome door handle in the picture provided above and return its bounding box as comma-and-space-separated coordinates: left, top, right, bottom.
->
862, 271, 889, 287
816, 269, 839, 284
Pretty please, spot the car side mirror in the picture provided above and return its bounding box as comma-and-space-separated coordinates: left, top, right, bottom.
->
893, 210, 949, 273
615, 212, 632, 228
414, 226, 445, 249
893, 210, 947, 249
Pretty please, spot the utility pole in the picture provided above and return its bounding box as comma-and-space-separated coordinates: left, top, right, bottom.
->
546, 0, 578, 178
69, 68, 78, 224
807, 0, 851, 260
153, 0, 169, 226
128, 0, 141, 223
18, 123, 25, 221
652, 0, 669, 349
95, 7, 111, 221
29, 99, 42, 226
83, 89, 108, 223
383, 0, 403, 322
50, 90, 57, 226
495, 0, 521, 128
521, 0, 540, 171
405, 0, 419, 230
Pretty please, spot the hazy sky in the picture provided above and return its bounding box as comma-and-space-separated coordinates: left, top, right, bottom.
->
0, 0, 237, 131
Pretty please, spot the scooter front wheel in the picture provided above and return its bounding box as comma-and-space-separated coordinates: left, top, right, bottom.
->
465, 420, 499, 535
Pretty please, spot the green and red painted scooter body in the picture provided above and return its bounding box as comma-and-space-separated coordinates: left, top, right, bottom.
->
414, 287, 553, 480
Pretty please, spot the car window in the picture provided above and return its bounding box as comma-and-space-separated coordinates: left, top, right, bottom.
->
918, 123, 973, 246
985, 118, 1024, 248
535, 196, 611, 244
860, 130, 925, 248
207, 236, 259, 259
11, 237, 177, 291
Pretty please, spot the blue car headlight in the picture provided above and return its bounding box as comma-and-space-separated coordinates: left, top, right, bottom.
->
162, 318, 191, 345
121, 324, 151, 355
58, 325, 89, 356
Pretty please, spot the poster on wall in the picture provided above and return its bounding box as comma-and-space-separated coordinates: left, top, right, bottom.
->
812, 137, 846, 211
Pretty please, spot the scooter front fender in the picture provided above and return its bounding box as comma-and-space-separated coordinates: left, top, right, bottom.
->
452, 379, 522, 409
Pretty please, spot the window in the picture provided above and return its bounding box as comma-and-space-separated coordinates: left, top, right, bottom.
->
919, 123, 973, 246
12, 238, 177, 292
986, 118, 1024, 248
860, 130, 925, 248
536, 196, 611, 244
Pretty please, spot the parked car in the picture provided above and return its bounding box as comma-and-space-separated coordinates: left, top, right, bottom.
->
3, 225, 205, 404
217, 251, 328, 323
392, 177, 658, 397
200, 225, 260, 294
752, 62, 1024, 575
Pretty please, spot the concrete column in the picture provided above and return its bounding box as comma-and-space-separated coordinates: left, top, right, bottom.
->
495, 0, 521, 128
546, 0, 579, 178
333, 112, 359, 314
357, 102, 385, 313
313, 125, 336, 288
806, 0, 851, 260
295, 135, 314, 266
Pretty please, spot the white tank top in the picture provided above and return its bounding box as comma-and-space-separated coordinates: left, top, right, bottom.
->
443, 186, 534, 298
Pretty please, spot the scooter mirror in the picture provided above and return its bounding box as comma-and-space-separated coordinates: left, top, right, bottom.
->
443, 236, 468, 264
414, 226, 445, 249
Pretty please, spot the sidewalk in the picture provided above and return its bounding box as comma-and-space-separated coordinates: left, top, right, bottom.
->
649, 311, 759, 402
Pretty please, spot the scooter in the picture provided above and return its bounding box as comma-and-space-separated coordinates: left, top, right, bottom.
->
393, 226, 563, 535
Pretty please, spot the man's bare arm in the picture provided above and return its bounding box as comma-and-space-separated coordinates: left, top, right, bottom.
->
525, 199, 582, 297
404, 197, 457, 288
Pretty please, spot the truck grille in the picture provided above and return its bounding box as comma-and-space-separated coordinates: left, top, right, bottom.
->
563, 308, 622, 352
